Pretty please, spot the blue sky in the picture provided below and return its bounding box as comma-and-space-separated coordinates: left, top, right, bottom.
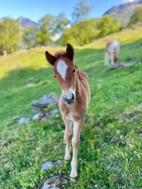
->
0, 0, 134, 22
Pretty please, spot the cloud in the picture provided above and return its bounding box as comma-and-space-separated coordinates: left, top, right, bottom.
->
123, 0, 135, 3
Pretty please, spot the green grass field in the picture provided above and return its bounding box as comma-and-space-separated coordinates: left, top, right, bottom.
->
0, 25, 142, 188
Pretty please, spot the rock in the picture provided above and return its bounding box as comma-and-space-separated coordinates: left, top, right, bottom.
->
12, 116, 20, 121
42, 176, 61, 189
108, 62, 135, 70
40, 117, 48, 122
41, 161, 54, 170
32, 113, 40, 121
50, 109, 58, 114
5, 122, 10, 127
42, 183, 59, 189
13, 72, 18, 76
97, 79, 102, 82
32, 93, 59, 109
26, 77, 34, 84
97, 84, 101, 90
33, 109, 55, 122
54, 160, 64, 166
18, 117, 30, 124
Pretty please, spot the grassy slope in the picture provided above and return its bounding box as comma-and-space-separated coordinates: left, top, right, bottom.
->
0, 26, 142, 188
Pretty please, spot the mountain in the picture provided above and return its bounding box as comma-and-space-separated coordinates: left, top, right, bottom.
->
17, 17, 37, 28
103, 0, 142, 25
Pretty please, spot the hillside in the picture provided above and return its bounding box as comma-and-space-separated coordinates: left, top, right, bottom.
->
0, 26, 142, 188
88, 22, 142, 48
103, 0, 142, 25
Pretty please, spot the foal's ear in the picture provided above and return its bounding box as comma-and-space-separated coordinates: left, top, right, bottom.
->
45, 51, 56, 66
66, 43, 74, 60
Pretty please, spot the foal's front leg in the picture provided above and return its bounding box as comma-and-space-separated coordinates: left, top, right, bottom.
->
62, 116, 72, 160
111, 54, 115, 65
104, 51, 109, 66
70, 119, 84, 179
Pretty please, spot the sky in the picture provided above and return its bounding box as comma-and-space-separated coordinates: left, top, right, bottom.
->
0, 0, 135, 22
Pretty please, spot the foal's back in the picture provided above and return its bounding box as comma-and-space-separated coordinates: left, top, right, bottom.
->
107, 40, 120, 54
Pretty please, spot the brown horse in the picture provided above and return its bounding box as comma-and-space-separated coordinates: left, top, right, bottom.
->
45, 43, 90, 180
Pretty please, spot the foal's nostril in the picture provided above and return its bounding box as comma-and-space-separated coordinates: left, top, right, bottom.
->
63, 93, 75, 105
70, 93, 74, 101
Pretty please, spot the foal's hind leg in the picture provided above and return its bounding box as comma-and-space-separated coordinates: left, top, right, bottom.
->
70, 119, 84, 179
62, 116, 72, 160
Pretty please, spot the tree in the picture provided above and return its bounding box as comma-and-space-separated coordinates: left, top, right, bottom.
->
0, 18, 21, 55
22, 27, 36, 49
72, 0, 91, 25
128, 6, 142, 25
97, 15, 120, 37
59, 19, 98, 46
36, 14, 55, 46
54, 13, 70, 33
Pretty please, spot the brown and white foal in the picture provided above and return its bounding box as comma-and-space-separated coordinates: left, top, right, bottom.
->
45, 43, 90, 179
104, 40, 120, 66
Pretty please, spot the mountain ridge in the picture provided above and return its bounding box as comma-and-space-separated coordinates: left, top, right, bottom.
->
17, 17, 37, 28
103, 0, 142, 25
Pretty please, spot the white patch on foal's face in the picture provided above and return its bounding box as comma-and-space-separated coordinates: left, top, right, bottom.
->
57, 60, 68, 80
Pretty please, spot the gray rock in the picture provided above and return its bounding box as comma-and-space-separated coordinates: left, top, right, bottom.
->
13, 72, 18, 76
54, 160, 64, 166
47, 176, 61, 186
40, 117, 48, 122
32, 94, 58, 109
5, 122, 10, 127
41, 161, 54, 170
50, 109, 58, 114
108, 62, 135, 70
42, 183, 59, 189
42, 176, 61, 189
32, 113, 40, 121
12, 116, 19, 121
18, 117, 30, 124
26, 77, 34, 84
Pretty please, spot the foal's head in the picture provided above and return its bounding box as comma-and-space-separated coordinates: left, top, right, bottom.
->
45, 43, 77, 105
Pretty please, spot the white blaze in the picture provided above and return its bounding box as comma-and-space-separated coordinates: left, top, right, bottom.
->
57, 60, 68, 80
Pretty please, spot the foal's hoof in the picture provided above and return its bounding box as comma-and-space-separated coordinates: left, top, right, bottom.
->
70, 177, 77, 182
70, 170, 78, 181
64, 154, 70, 160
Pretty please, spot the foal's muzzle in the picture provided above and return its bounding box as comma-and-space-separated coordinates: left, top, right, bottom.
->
63, 93, 75, 105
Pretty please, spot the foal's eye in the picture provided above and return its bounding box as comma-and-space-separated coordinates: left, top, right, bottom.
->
53, 75, 56, 78
73, 69, 75, 74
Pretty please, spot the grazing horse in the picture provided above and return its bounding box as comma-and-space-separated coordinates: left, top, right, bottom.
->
45, 43, 90, 180
104, 40, 120, 66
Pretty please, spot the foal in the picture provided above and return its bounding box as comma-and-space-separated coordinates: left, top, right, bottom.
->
45, 43, 90, 179
104, 40, 120, 66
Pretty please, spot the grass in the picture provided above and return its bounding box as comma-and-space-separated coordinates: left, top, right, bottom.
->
0, 26, 142, 188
